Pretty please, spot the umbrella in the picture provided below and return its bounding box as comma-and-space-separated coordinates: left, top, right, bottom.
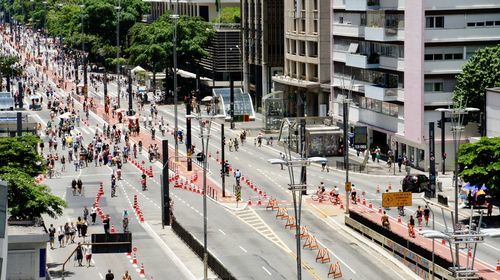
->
462, 183, 475, 191
480, 184, 488, 191
201, 96, 213, 102
115, 108, 126, 113
59, 112, 72, 119
476, 190, 486, 196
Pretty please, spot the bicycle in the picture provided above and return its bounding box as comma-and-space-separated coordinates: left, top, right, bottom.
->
311, 191, 329, 201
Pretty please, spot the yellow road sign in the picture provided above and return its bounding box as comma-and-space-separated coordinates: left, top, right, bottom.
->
382, 192, 412, 207
345, 182, 352, 192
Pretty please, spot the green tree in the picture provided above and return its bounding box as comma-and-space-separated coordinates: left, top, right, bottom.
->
0, 55, 22, 91
458, 137, 500, 197
0, 136, 66, 220
1, 169, 66, 219
0, 135, 45, 177
453, 45, 500, 115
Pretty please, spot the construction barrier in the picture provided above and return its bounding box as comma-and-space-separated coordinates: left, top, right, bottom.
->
285, 216, 296, 230
300, 226, 309, 239
266, 198, 279, 210
316, 248, 331, 263
276, 208, 288, 220
303, 234, 319, 250
327, 262, 343, 278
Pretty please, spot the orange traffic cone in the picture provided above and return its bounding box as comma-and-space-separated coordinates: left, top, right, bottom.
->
132, 253, 138, 265
247, 199, 252, 206
258, 199, 262, 206
110, 225, 116, 233
378, 207, 382, 214
496, 260, 500, 271
140, 263, 145, 276
368, 201, 373, 208
441, 239, 446, 245
397, 215, 401, 223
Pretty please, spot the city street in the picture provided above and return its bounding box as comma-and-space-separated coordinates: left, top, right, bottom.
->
2, 19, 500, 280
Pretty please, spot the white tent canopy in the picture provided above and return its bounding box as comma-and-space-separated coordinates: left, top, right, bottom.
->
131, 66, 146, 73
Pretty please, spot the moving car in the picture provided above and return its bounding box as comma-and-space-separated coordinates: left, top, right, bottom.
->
402, 174, 429, 193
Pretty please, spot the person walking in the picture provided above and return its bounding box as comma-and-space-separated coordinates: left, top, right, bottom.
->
105, 269, 115, 280
90, 204, 97, 225
415, 206, 423, 227
48, 224, 56, 249
71, 179, 77, 196
75, 242, 84, 266
84, 244, 92, 267
408, 216, 416, 238
58, 225, 65, 248
424, 205, 431, 226
103, 215, 110, 234
122, 271, 132, 280
83, 206, 89, 221
81, 219, 88, 240
77, 178, 83, 195
76, 217, 83, 237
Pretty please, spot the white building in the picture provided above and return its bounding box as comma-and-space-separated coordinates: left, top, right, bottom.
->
486, 87, 500, 137
330, 0, 500, 171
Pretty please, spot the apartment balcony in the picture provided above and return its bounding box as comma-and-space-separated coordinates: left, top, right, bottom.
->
424, 92, 453, 106
346, 53, 379, 69
272, 75, 320, 89
332, 50, 347, 63
425, 27, 500, 43
365, 85, 399, 101
349, 105, 401, 134
333, 23, 365, 38
345, 0, 380, 11
424, 0, 500, 10
424, 60, 467, 75
379, 56, 404, 71
364, 26, 404, 41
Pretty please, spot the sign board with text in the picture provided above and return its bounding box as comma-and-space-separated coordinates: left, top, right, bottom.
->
382, 192, 412, 207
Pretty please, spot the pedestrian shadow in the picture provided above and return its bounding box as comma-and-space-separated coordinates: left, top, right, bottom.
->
47, 262, 76, 278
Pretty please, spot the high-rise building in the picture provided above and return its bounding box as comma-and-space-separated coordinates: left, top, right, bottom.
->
241, 0, 284, 111
271, 0, 331, 118
330, 0, 500, 171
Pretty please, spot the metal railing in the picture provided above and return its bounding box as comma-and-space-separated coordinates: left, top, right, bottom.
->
171, 217, 236, 280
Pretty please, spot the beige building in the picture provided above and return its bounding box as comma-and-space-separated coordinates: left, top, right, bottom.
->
272, 0, 331, 117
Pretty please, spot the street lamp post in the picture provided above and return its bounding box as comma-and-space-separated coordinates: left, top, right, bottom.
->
115, 0, 121, 107
171, 1, 179, 162
435, 106, 479, 270
186, 103, 225, 280
80, 4, 88, 99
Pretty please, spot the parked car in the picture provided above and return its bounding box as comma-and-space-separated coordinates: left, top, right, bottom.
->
401, 174, 429, 193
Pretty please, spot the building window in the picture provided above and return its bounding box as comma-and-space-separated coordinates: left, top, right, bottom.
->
308, 42, 318, 57
300, 19, 306, 33
424, 82, 444, 92
299, 41, 306, 56
313, 20, 318, 34
426, 16, 444, 28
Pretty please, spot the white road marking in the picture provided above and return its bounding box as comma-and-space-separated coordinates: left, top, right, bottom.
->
262, 266, 272, 275
218, 229, 226, 235
239, 246, 247, 253
98, 272, 104, 279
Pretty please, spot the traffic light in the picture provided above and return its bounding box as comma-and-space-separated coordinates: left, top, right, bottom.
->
437, 119, 442, 129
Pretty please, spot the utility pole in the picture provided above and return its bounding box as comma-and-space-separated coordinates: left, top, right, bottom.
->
343, 100, 351, 214
229, 76, 235, 129
441, 111, 446, 175
221, 123, 225, 197
172, 0, 179, 162
186, 91, 192, 171
127, 69, 133, 116
161, 140, 170, 227
115, 0, 121, 107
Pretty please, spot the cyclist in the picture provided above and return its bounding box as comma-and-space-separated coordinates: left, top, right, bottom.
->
317, 182, 326, 195
415, 206, 423, 227
141, 173, 147, 191
408, 215, 416, 238
381, 211, 390, 230
330, 185, 340, 203
234, 169, 242, 186
110, 174, 116, 197
351, 187, 357, 204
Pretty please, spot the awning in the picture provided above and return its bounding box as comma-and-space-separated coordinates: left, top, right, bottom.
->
348, 43, 359, 53
131, 66, 146, 73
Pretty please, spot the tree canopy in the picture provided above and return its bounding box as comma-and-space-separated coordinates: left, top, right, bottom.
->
127, 14, 215, 72
453, 45, 500, 114
0, 135, 66, 220
458, 137, 500, 198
